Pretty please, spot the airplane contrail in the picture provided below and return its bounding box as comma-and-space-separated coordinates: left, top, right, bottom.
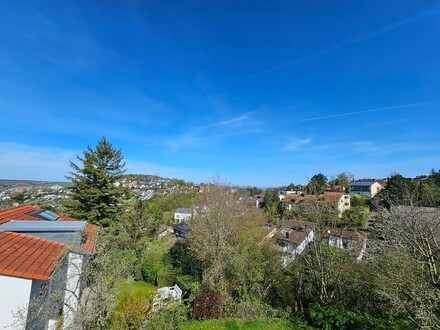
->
301, 102, 432, 122
234, 8, 440, 82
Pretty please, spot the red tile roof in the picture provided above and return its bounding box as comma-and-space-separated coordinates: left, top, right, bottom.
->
0, 205, 98, 279
0, 204, 77, 224
0, 204, 97, 252
0, 231, 68, 280
283, 192, 345, 204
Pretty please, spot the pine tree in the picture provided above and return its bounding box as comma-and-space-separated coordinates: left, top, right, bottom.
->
65, 137, 126, 226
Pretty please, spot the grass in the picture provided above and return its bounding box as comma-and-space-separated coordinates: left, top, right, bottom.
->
177, 318, 314, 330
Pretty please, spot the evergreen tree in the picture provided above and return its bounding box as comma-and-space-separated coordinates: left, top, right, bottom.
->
307, 173, 328, 194
65, 137, 126, 226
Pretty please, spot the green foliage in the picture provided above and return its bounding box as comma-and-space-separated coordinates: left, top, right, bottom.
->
329, 172, 354, 189
178, 318, 312, 330
111, 280, 156, 330
307, 304, 413, 330
145, 304, 191, 329
341, 206, 369, 227
307, 173, 327, 195
350, 195, 370, 207
65, 137, 126, 226
138, 240, 168, 284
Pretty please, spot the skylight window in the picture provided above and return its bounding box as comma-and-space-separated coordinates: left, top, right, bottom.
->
37, 210, 60, 221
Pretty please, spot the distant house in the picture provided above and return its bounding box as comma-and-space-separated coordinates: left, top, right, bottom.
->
239, 195, 264, 207
276, 220, 315, 266
173, 223, 191, 239
349, 181, 383, 198
174, 208, 192, 224
0, 205, 97, 330
282, 192, 350, 216
157, 224, 173, 239
323, 228, 366, 260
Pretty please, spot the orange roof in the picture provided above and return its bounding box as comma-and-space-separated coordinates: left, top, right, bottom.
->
0, 205, 97, 253
0, 204, 77, 224
0, 231, 68, 280
283, 192, 345, 204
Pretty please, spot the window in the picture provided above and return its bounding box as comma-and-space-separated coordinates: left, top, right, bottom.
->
37, 210, 60, 221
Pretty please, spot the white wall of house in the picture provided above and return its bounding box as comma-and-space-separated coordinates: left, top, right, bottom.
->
338, 195, 351, 215
0, 275, 32, 329
370, 182, 382, 198
294, 230, 314, 255
62, 253, 83, 329
174, 212, 192, 223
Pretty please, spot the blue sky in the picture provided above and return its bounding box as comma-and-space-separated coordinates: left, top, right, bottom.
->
0, 1, 439, 187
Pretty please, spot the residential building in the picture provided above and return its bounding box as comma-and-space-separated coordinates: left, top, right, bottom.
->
282, 192, 350, 216
0, 205, 97, 330
323, 228, 366, 260
157, 224, 173, 239
239, 195, 264, 207
349, 181, 383, 198
173, 223, 191, 239
276, 220, 315, 266
174, 208, 192, 224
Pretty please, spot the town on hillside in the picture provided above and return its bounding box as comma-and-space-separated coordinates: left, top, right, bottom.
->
1, 154, 440, 329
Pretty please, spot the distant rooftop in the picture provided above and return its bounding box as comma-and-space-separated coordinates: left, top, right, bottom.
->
175, 208, 191, 214
349, 181, 377, 187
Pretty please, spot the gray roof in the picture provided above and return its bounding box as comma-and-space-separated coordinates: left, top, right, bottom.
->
0, 220, 87, 232
175, 208, 191, 214
349, 181, 376, 187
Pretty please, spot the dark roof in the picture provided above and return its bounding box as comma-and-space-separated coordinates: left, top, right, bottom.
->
174, 223, 191, 233
277, 220, 315, 245
175, 208, 191, 214
349, 181, 377, 187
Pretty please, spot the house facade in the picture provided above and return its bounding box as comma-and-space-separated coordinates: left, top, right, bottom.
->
349, 181, 382, 198
323, 228, 366, 260
282, 192, 350, 216
0, 205, 96, 330
173, 208, 192, 224
276, 220, 315, 266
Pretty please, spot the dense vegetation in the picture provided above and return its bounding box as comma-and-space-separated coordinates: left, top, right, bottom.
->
18, 140, 440, 329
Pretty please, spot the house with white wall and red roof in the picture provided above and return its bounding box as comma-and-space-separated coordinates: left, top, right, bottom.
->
0, 205, 97, 330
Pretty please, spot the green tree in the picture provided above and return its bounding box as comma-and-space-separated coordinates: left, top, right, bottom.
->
307, 173, 328, 195
65, 137, 126, 226
329, 172, 354, 189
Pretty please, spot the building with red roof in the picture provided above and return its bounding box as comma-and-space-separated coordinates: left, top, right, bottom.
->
0, 205, 97, 330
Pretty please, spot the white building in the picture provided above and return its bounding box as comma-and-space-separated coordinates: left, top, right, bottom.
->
174, 208, 192, 224
276, 220, 315, 266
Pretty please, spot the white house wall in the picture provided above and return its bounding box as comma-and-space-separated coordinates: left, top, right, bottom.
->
0, 275, 32, 329
62, 253, 83, 329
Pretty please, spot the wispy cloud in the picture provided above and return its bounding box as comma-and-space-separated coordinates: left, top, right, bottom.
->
302, 102, 432, 122
283, 137, 312, 151
235, 8, 440, 81
196, 113, 252, 129
164, 129, 262, 150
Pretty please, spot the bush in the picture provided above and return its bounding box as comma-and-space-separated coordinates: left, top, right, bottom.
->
111, 281, 156, 329
193, 290, 223, 320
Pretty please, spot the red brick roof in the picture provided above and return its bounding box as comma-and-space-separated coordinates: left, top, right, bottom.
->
0, 231, 68, 280
0, 204, 97, 252
283, 192, 345, 204
0, 205, 98, 279
0, 204, 77, 224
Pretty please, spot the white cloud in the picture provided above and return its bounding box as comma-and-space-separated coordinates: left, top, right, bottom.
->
283, 137, 312, 151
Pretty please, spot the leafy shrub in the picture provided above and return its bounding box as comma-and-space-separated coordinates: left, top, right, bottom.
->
193, 290, 223, 320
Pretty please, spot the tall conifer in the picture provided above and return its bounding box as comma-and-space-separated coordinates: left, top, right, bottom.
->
65, 137, 126, 226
